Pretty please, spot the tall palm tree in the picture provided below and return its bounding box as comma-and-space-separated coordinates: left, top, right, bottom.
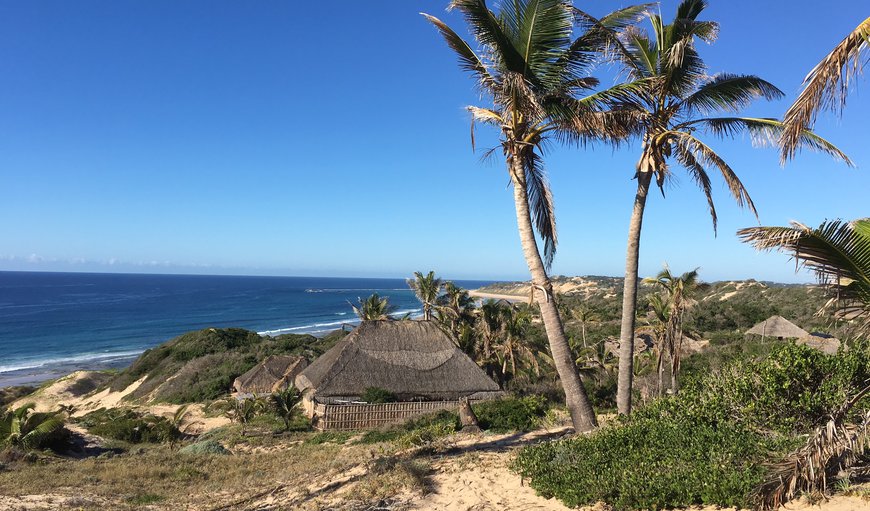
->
422, 0, 646, 432
780, 17, 869, 162
601, 0, 851, 415
350, 293, 396, 321
435, 281, 477, 341
642, 265, 701, 393
738, 219, 870, 335
407, 271, 443, 321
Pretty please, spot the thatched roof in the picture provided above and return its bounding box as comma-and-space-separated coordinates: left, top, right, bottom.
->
233, 355, 308, 395
745, 315, 809, 339
797, 333, 842, 355
295, 321, 500, 401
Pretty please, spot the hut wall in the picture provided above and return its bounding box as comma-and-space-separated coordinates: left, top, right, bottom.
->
312, 400, 463, 430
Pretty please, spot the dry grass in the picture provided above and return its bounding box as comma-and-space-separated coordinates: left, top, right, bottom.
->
0, 437, 367, 510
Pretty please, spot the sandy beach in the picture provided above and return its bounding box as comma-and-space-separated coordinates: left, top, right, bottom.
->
468, 289, 529, 303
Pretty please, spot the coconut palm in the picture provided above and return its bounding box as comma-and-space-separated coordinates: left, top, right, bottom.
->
601, 0, 851, 415
738, 219, 870, 335
780, 17, 870, 162
422, 0, 648, 432
350, 293, 396, 321
495, 308, 542, 380
407, 271, 443, 321
641, 265, 701, 394
569, 303, 599, 348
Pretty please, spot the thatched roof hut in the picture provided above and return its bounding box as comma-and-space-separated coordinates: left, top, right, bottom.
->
233, 355, 308, 395
745, 315, 809, 339
295, 321, 500, 402
797, 333, 842, 355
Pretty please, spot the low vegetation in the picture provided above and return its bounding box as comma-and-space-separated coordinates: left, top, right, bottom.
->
514, 343, 869, 510
76, 408, 180, 444
105, 328, 346, 404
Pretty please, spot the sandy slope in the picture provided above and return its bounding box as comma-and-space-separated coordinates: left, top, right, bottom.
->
10, 370, 229, 433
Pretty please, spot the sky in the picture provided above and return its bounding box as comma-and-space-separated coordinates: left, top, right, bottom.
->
0, 0, 867, 283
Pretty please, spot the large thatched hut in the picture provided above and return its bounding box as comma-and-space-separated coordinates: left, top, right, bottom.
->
232, 355, 307, 395
745, 315, 809, 340
295, 320, 501, 429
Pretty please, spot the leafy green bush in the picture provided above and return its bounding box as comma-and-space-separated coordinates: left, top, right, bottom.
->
672, 342, 870, 434
0, 404, 67, 451
178, 439, 230, 455
514, 416, 793, 510
78, 408, 179, 444
473, 396, 548, 432
360, 387, 398, 404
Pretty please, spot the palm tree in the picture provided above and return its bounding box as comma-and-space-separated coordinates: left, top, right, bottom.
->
350, 293, 396, 321
602, 0, 851, 415
407, 271, 443, 321
738, 219, 870, 335
780, 17, 870, 162
422, 0, 645, 432
569, 303, 599, 348
642, 265, 701, 393
495, 307, 542, 379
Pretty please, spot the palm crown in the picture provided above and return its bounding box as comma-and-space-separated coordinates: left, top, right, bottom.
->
605, 0, 850, 230
423, 0, 644, 266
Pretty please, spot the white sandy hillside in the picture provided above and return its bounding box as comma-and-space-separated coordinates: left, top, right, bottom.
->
10, 370, 228, 434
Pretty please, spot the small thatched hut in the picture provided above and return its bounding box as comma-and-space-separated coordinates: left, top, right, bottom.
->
745, 315, 809, 340
232, 355, 308, 395
295, 320, 501, 429
797, 333, 842, 355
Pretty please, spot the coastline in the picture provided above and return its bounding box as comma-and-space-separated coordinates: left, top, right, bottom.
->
468, 289, 529, 303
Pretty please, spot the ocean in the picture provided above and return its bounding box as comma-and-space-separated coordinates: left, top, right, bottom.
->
0, 271, 494, 387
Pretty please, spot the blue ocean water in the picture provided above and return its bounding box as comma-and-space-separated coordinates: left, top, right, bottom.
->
0, 271, 493, 387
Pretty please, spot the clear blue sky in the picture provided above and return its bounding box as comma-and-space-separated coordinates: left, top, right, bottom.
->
0, 1, 866, 283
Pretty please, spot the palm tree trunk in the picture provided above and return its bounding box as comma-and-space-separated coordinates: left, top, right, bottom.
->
617, 171, 653, 415
510, 159, 598, 432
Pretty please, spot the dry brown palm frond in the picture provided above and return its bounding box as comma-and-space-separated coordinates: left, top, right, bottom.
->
754, 383, 870, 510
780, 17, 870, 163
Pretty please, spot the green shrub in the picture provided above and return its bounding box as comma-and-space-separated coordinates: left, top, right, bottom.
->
78, 408, 179, 444
671, 342, 870, 434
360, 387, 397, 404
514, 416, 795, 510
473, 396, 548, 433
178, 440, 230, 455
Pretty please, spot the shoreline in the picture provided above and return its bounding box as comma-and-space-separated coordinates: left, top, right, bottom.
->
468, 289, 529, 303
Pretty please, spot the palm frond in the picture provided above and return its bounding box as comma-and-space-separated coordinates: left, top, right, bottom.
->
449, 0, 527, 73
781, 17, 870, 162
682, 74, 783, 114
512, 0, 574, 87
421, 13, 496, 91
523, 150, 557, 269
737, 220, 870, 324
669, 131, 757, 218
571, 4, 653, 75
672, 140, 718, 232
678, 117, 853, 165
754, 405, 870, 510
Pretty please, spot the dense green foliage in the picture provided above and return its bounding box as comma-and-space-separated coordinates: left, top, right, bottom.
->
514, 416, 790, 510
515, 343, 868, 510
473, 396, 549, 433
107, 328, 346, 404
360, 387, 398, 404
77, 408, 179, 444
0, 404, 67, 451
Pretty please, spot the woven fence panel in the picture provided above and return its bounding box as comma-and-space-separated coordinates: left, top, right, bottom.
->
312, 400, 459, 430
